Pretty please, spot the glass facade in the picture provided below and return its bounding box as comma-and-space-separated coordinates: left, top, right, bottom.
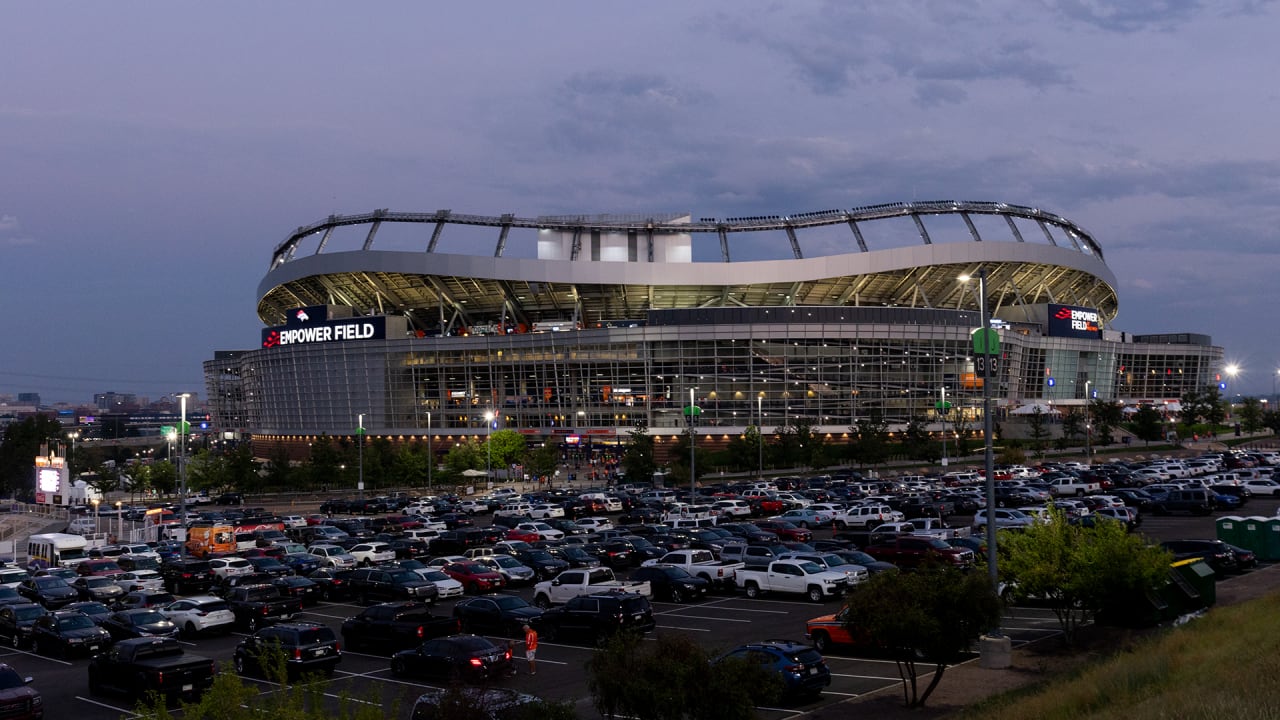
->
205, 307, 1222, 439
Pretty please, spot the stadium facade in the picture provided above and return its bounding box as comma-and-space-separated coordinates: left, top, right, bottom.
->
204, 201, 1222, 459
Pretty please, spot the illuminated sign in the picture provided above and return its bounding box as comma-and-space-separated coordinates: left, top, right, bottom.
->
261, 316, 386, 348
1047, 304, 1101, 339
37, 468, 61, 493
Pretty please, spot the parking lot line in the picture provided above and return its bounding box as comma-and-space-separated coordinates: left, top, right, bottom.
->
656, 624, 711, 632
655, 613, 751, 623
822, 690, 863, 697
76, 696, 137, 717
829, 671, 900, 680
699, 597, 799, 610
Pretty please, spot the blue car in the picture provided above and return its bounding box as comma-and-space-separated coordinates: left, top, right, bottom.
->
1210, 492, 1243, 511
715, 640, 831, 699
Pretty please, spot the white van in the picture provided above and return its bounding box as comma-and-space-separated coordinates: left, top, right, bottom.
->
67, 517, 98, 535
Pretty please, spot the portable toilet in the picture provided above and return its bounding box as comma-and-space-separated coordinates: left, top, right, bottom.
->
1241, 517, 1270, 556
1215, 516, 1243, 547
1264, 517, 1280, 561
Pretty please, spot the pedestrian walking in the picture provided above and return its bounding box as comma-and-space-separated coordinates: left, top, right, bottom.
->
523, 623, 538, 675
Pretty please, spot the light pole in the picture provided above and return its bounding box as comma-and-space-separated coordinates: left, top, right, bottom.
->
485, 411, 495, 481
357, 413, 365, 500
67, 431, 79, 476
1084, 380, 1092, 463
689, 388, 696, 500
178, 393, 189, 532
1225, 364, 1240, 421
114, 501, 122, 543
940, 385, 948, 468
757, 395, 764, 480
960, 269, 997, 596
91, 498, 99, 533
426, 412, 433, 494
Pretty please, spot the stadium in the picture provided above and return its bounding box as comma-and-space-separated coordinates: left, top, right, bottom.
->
204, 200, 1222, 460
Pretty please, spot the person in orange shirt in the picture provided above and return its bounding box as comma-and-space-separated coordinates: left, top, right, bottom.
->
522, 623, 538, 675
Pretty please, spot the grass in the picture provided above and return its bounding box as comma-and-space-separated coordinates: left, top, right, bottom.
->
962, 593, 1280, 719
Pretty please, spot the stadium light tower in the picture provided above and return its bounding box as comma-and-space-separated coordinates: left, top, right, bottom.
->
959, 270, 997, 592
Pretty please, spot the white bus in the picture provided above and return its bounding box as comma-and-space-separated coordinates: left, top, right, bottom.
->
27, 533, 89, 571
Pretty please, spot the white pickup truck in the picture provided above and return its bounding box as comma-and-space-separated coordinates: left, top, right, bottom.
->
1045, 477, 1101, 497
640, 549, 744, 591
532, 567, 651, 608
735, 559, 850, 603
875, 518, 971, 541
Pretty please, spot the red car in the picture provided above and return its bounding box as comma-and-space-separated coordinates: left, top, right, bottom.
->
0, 663, 41, 719
441, 562, 506, 594
754, 520, 812, 543
76, 559, 124, 577
505, 527, 541, 543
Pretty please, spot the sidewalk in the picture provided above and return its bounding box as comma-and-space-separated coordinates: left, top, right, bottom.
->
799, 562, 1280, 719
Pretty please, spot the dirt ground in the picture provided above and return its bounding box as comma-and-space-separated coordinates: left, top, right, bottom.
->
800, 563, 1280, 719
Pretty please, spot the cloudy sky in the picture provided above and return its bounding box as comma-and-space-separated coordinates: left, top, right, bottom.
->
3, 0, 1279, 404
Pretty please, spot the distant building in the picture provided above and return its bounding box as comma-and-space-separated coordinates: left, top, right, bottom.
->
17, 393, 40, 406
94, 392, 138, 412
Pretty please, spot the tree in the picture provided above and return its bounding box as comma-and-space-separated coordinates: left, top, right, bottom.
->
389, 443, 431, 487
1179, 386, 1224, 428
487, 428, 528, 470
1090, 398, 1123, 446
309, 434, 343, 490
1264, 409, 1280, 436
1239, 397, 1265, 434
586, 631, 781, 720
224, 444, 259, 493
950, 412, 974, 457
668, 426, 709, 486
850, 413, 891, 468
1130, 404, 1164, 444
1060, 410, 1084, 449
0, 415, 66, 498
523, 443, 561, 483
263, 445, 292, 491
841, 567, 1000, 708
443, 439, 485, 476
185, 449, 228, 492
999, 506, 1172, 643
1027, 407, 1050, 458
621, 424, 657, 483
901, 415, 935, 462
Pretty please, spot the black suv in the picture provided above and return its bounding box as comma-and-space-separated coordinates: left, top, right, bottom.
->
30, 609, 112, 658
233, 621, 341, 679
346, 568, 439, 605
161, 558, 215, 594
1160, 539, 1239, 576
536, 591, 655, 644
1151, 489, 1213, 516
340, 601, 458, 654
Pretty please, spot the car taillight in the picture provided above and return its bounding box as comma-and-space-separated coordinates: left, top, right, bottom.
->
416, 625, 424, 638
784, 663, 803, 674
294, 648, 302, 660
469, 657, 483, 667
504, 648, 511, 659
261, 607, 270, 615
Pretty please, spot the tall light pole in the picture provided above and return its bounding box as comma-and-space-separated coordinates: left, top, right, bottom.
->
689, 388, 696, 500
940, 385, 948, 468
357, 413, 365, 500
426, 412, 433, 494
178, 393, 190, 533
115, 501, 122, 543
1084, 380, 1092, 463
485, 411, 495, 481
67, 431, 79, 476
960, 270, 997, 596
757, 395, 764, 480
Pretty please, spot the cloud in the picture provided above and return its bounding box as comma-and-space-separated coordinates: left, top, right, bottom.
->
1042, 0, 1272, 33
0, 215, 36, 246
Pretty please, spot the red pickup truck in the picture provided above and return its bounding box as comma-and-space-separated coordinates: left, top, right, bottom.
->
861, 536, 974, 569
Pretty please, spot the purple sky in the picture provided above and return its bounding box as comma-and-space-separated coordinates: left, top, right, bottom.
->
3, 1, 1278, 404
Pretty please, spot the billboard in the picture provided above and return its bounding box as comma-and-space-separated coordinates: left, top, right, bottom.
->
261, 315, 386, 348
1047, 304, 1102, 339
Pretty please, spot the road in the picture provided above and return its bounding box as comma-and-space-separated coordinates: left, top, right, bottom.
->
12, 502, 1253, 719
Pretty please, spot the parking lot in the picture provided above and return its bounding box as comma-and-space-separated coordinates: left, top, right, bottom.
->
4, 499, 1246, 720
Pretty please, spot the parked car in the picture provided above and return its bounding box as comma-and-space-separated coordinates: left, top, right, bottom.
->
714, 639, 831, 699
1160, 539, 1238, 576
30, 609, 112, 657
160, 596, 237, 637
101, 608, 179, 641
452, 595, 544, 638
233, 621, 342, 680
0, 604, 46, 648
630, 564, 710, 603
17, 577, 78, 610
341, 601, 459, 655
390, 634, 513, 681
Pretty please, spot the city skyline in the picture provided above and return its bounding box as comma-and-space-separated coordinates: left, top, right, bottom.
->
3, 2, 1279, 403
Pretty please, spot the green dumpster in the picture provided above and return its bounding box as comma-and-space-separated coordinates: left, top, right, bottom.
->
1264, 517, 1280, 561
1216, 516, 1243, 547
1170, 558, 1216, 611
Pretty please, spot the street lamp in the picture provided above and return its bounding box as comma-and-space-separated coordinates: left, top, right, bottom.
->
67, 431, 79, 475
485, 411, 495, 481
940, 385, 948, 468
1084, 380, 1092, 463
757, 395, 764, 479
91, 498, 99, 533
114, 501, 123, 543
689, 388, 696, 500
1225, 364, 1240, 419
959, 270, 997, 595
178, 393, 190, 532
426, 411, 433, 494
357, 413, 365, 500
